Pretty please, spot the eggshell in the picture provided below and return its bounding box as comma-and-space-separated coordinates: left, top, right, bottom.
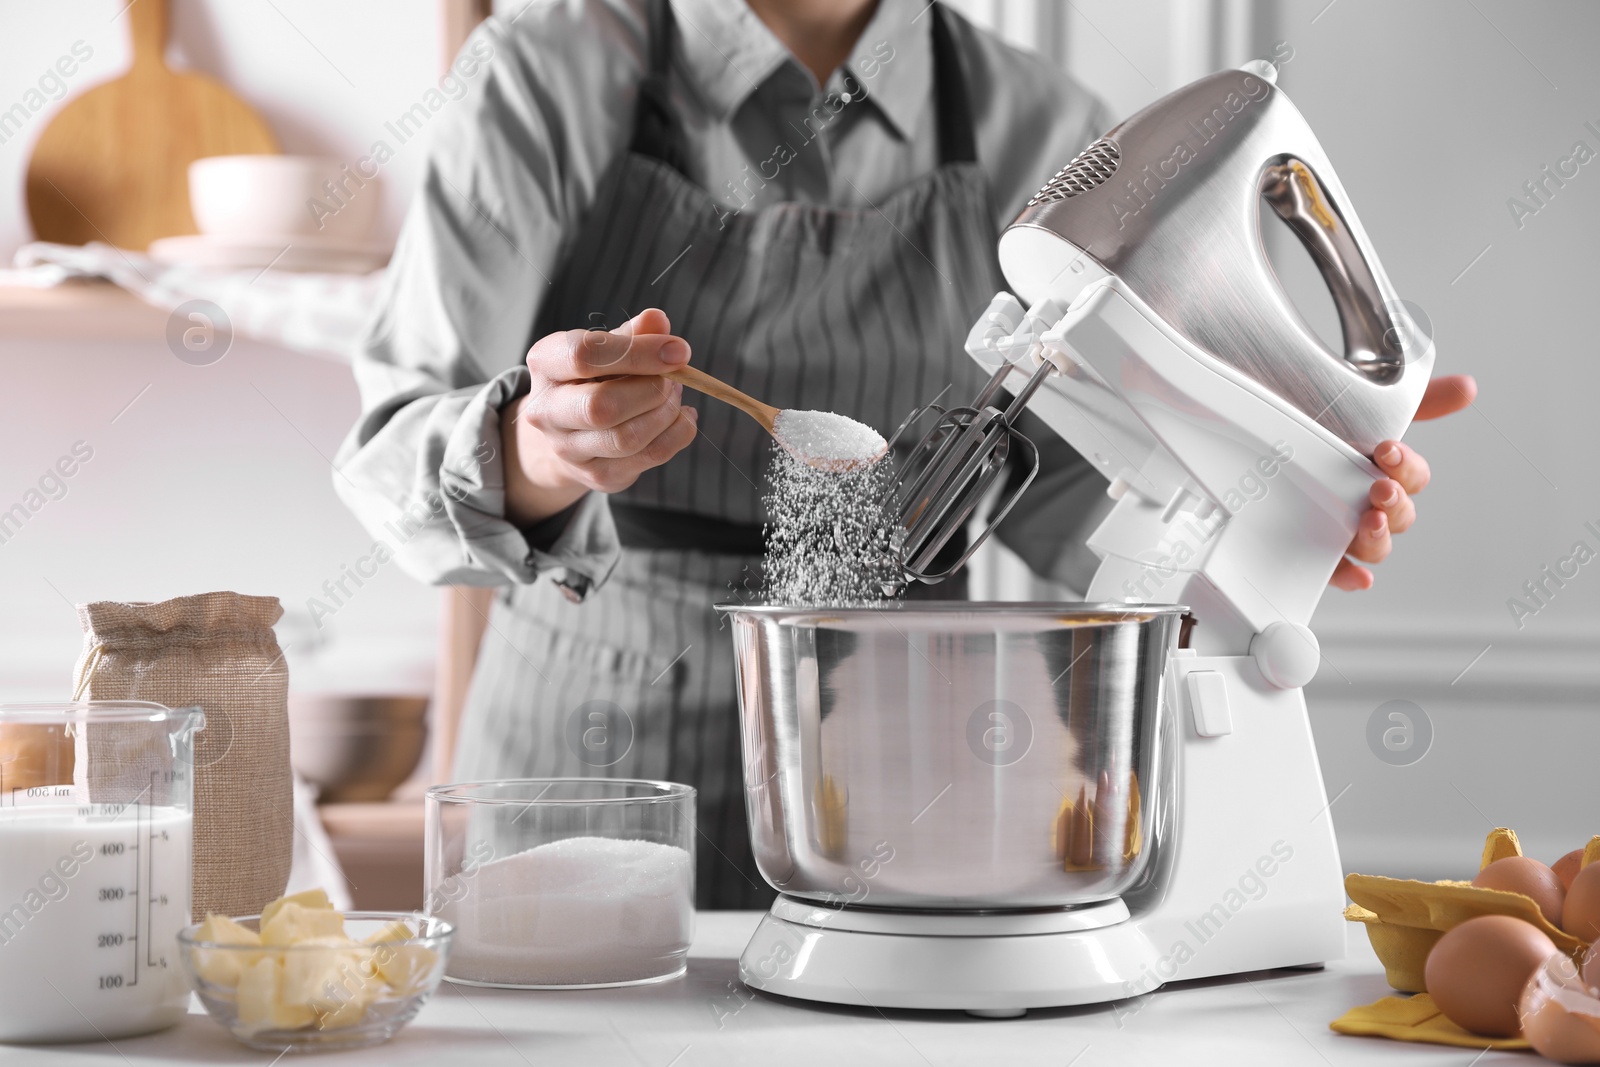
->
1426, 914, 1559, 1037
1521, 997, 1600, 1063
1586, 943, 1600, 993
1521, 953, 1600, 1064
1474, 856, 1566, 927
1557, 850, 1587, 892
1567, 864, 1600, 942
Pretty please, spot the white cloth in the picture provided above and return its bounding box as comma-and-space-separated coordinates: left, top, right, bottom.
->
6, 241, 385, 363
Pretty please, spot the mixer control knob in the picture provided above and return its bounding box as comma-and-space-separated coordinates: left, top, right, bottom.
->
1249, 622, 1321, 689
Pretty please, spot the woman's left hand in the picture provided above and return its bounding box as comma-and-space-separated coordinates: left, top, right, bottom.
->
1332, 374, 1478, 591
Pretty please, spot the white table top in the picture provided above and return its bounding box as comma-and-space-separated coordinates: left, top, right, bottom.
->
15, 916, 1530, 1067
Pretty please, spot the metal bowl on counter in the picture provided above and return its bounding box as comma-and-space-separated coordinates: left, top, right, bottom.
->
719, 602, 1184, 910
287, 694, 429, 802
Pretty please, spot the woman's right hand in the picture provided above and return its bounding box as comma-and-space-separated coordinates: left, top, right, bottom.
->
501, 308, 699, 526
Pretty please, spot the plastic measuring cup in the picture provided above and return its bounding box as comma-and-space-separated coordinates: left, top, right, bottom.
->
0, 701, 203, 1043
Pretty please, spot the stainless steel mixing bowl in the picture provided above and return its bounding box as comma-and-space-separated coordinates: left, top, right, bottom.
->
720, 602, 1184, 910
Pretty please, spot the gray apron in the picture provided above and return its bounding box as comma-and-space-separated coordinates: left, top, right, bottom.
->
455, 0, 1004, 908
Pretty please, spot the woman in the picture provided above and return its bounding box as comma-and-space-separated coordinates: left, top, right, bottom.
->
336, 0, 1472, 907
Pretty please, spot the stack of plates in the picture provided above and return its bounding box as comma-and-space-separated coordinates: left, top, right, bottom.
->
149, 233, 390, 274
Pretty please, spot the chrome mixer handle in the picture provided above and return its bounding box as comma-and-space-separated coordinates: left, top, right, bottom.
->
884, 360, 1052, 584
998, 61, 1434, 455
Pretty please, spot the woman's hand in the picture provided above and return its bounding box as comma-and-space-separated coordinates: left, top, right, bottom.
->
501, 308, 698, 526
1332, 374, 1477, 590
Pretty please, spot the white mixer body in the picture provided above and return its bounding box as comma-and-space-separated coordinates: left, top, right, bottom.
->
737, 61, 1427, 1014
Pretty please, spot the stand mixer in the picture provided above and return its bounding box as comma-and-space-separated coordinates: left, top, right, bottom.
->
721, 59, 1435, 1014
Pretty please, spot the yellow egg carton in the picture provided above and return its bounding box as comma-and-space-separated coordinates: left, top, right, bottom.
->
1344, 828, 1597, 993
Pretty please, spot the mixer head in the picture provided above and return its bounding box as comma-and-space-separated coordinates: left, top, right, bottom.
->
1000, 60, 1432, 456
882, 358, 1053, 583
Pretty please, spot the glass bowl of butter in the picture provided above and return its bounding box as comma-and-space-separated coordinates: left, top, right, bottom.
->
178, 889, 453, 1052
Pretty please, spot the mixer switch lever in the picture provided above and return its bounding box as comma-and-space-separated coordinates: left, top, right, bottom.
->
1185, 670, 1233, 737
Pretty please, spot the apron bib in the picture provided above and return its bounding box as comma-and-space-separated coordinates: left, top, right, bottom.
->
456, 0, 1005, 908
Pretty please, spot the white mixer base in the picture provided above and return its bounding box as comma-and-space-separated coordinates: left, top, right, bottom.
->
740, 898, 1159, 1013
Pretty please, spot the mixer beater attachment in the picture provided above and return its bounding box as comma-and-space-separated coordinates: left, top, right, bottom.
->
884, 359, 1056, 583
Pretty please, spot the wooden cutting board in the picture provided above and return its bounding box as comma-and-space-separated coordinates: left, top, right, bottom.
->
26, 0, 277, 251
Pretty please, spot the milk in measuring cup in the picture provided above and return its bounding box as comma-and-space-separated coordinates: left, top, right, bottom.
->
0, 801, 192, 1043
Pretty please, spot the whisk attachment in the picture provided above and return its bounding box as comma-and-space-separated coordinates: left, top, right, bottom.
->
883, 358, 1056, 584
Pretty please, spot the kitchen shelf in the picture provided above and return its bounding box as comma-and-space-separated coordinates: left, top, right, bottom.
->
0, 280, 168, 341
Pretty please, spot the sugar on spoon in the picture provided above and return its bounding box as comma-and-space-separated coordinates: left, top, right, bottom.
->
667, 365, 887, 472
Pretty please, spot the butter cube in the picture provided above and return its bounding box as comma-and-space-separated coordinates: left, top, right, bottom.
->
236, 957, 317, 1033
282, 939, 377, 1024
372, 942, 439, 995
261, 902, 346, 946
364, 919, 416, 944
191, 913, 264, 989
259, 888, 334, 929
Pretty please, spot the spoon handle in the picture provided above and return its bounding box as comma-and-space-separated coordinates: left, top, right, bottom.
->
667, 366, 780, 434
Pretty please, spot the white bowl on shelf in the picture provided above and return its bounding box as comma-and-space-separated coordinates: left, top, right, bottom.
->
188, 154, 380, 245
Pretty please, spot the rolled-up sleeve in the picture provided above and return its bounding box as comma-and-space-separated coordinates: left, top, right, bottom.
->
333, 8, 644, 595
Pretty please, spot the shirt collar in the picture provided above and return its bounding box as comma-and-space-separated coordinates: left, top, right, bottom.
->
671, 0, 793, 119
836, 0, 933, 140
671, 0, 934, 138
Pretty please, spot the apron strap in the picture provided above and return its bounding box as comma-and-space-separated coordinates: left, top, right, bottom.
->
630, 0, 692, 175
631, 0, 979, 171
929, 4, 978, 166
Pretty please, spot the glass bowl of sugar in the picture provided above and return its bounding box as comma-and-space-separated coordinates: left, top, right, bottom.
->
425, 779, 696, 988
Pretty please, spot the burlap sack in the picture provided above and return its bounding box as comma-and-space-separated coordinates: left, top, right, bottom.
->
72, 592, 292, 917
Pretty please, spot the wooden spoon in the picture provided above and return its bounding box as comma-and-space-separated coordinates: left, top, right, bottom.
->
667, 366, 886, 471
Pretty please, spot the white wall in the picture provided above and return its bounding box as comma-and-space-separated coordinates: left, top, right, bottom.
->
1268, 0, 1600, 877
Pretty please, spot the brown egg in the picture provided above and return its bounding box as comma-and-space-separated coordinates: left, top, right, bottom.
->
1474, 856, 1566, 927
1426, 915, 1558, 1037
1566, 863, 1600, 942
1586, 943, 1600, 997
1556, 849, 1587, 892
